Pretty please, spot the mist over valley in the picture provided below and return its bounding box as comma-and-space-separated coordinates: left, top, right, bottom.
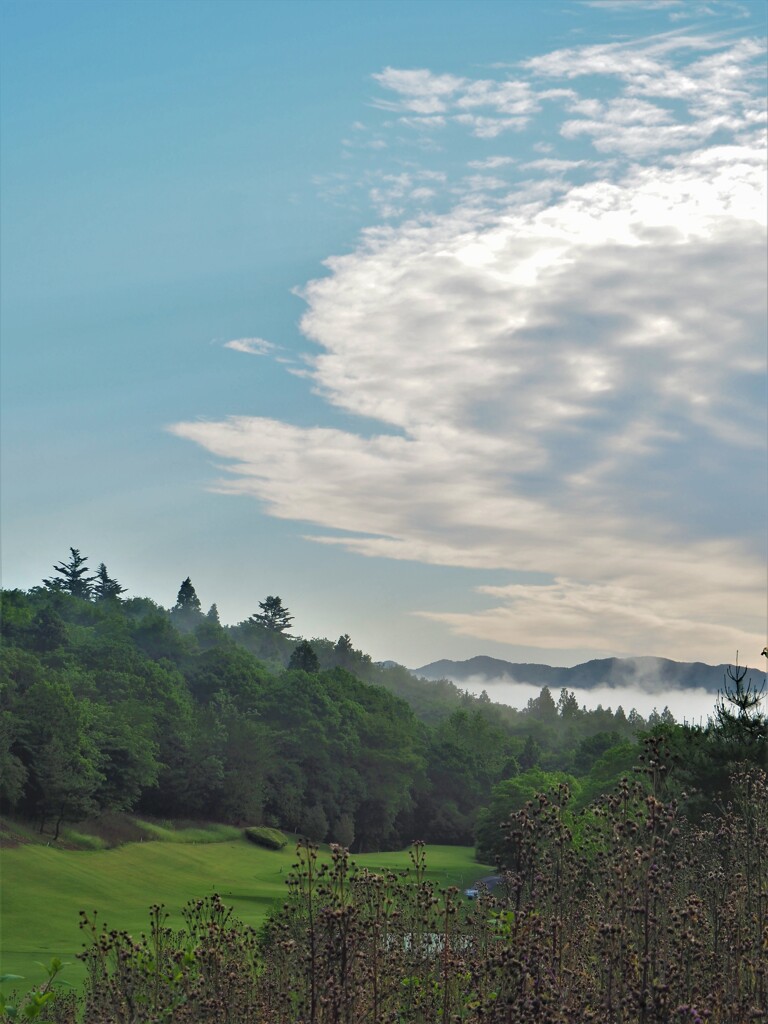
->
414, 654, 768, 723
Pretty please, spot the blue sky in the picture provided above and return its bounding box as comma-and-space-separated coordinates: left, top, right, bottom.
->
2, 0, 766, 671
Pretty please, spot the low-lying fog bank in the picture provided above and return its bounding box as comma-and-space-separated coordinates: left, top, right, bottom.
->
455, 676, 737, 726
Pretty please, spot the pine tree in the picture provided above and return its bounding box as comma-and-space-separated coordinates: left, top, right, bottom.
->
250, 596, 293, 634
192, 603, 226, 651
174, 577, 202, 613
627, 708, 645, 729
336, 634, 353, 654
557, 688, 581, 720
528, 686, 558, 723
288, 640, 319, 673
42, 548, 95, 599
333, 634, 355, 670
714, 656, 766, 749
171, 577, 204, 632
93, 563, 126, 602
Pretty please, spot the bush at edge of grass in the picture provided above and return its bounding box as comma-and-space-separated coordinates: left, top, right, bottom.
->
244, 826, 288, 850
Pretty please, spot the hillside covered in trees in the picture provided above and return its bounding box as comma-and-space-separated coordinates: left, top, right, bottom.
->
1, 549, 765, 853
415, 654, 760, 694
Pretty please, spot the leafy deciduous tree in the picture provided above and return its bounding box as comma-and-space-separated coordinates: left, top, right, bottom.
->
0, 710, 27, 807
15, 679, 104, 836
31, 608, 68, 652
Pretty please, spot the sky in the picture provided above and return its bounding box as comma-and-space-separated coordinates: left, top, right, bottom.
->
2, 0, 767, 683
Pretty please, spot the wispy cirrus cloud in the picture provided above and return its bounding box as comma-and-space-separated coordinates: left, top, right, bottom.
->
580, 1, 685, 10
520, 157, 592, 172
580, 0, 751, 18
371, 68, 467, 114
223, 337, 277, 355
174, 27, 767, 663
468, 156, 518, 170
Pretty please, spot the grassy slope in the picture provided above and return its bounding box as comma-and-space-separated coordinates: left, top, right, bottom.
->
1, 830, 490, 988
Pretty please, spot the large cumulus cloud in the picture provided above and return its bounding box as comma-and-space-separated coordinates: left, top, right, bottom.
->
172, 30, 766, 662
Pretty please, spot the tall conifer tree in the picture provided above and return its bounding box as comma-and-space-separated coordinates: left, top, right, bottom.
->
43, 548, 94, 599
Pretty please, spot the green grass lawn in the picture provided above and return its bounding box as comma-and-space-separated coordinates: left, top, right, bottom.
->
0, 827, 490, 990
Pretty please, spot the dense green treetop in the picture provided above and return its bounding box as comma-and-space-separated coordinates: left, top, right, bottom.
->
288, 640, 320, 673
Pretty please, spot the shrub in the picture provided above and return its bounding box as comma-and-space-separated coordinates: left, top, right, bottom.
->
244, 825, 287, 850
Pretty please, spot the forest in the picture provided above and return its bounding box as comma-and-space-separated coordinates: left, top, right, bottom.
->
1, 549, 766, 1022
1, 547, 736, 852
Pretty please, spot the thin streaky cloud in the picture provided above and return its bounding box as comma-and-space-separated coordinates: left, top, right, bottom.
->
582, 0, 752, 17
580, 1, 685, 10
224, 338, 277, 356
468, 156, 518, 169
371, 67, 467, 114
520, 158, 591, 171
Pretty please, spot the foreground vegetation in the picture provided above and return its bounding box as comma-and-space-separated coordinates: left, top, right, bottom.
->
3, 758, 766, 1023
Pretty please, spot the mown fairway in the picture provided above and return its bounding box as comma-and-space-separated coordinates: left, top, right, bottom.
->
1, 833, 489, 988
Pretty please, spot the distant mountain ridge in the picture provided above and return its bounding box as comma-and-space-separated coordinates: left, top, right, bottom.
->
412, 655, 767, 694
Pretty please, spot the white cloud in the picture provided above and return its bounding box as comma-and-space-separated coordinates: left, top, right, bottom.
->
581, 0, 749, 18
468, 156, 518, 170
373, 67, 540, 134
459, 175, 510, 193
367, 169, 447, 217
418, 559, 763, 658
397, 115, 447, 131
581, 1, 684, 10
174, 29, 767, 664
455, 79, 537, 116
524, 33, 723, 80
372, 67, 466, 114
520, 158, 591, 172
454, 114, 529, 138
223, 337, 276, 355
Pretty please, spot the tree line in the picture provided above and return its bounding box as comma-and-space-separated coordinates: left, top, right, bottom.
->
1, 548, 764, 852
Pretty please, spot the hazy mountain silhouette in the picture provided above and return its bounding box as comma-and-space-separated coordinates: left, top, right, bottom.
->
413, 655, 767, 694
